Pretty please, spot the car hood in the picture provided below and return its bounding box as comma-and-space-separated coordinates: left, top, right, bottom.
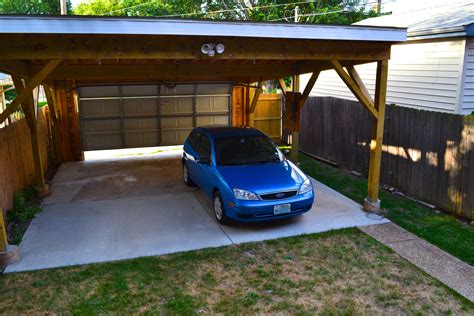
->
216, 160, 305, 194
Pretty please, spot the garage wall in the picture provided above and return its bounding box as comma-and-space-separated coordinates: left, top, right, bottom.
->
78, 83, 232, 151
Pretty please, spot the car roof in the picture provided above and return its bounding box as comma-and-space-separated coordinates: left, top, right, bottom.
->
196, 126, 265, 139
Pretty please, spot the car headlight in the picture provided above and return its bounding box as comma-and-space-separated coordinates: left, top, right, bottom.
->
233, 188, 259, 200
298, 178, 312, 195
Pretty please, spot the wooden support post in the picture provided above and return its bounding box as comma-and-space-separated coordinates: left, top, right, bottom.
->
44, 86, 63, 162
12, 76, 47, 191
290, 75, 300, 163
0, 209, 7, 253
249, 82, 263, 127
0, 207, 20, 268
364, 60, 388, 213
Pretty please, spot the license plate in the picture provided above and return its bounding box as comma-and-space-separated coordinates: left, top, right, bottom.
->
274, 203, 291, 215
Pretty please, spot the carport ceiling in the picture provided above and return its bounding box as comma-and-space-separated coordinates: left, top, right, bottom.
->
0, 16, 406, 84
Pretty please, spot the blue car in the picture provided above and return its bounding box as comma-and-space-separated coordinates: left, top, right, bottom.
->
182, 126, 314, 224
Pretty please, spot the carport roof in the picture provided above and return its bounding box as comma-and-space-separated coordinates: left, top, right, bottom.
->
0, 15, 406, 42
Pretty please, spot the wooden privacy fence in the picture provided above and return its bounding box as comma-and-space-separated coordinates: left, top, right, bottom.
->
0, 107, 52, 213
290, 97, 474, 220
253, 93, 282, 141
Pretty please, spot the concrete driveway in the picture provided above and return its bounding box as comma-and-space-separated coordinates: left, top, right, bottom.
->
6, 150, 387, 272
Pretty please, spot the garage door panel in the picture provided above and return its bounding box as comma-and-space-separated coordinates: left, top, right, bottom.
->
79, 86, 120, 98
161, 129, 192, 145
160, 97, 193, 114
125, 131, 160, 147
81, 119, 121, 133
79, 83, 231, 150
123, 99, 158, 116
161, 84, 194, 95
81, 99, 120, 117
124, 118, 159, 131
161, 116, 193, 129
196, 115, 229, 126
122, 85, 158, 96
196, 96, 229, 113
83, 134, 122, 150
197, 83, 231, 94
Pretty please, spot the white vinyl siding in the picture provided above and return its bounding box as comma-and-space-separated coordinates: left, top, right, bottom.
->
460, 37, 474, 114
302, 38, 466, 113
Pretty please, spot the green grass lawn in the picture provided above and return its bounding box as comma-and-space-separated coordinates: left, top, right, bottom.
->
298, 153, 474, 266
1, 228, 472, 314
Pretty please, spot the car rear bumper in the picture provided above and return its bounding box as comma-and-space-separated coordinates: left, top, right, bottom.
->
226, 190, 314, 222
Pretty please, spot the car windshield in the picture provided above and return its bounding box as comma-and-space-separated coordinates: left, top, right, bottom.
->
215, 135, 282, 166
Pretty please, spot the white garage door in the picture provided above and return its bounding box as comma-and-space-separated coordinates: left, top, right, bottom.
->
78, 83, 232, 150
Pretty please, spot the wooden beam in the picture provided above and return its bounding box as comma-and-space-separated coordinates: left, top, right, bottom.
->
0, 208, 7, 253
290, 74, 301, 163
365, 60, 389, 212
44, 86, 63, 162
0, 60, 31, 79
31, 62, 329, 83
330, 60, 378, 119
278, 78, 288, 93
11, 76, 36, 129
347, 65, 373, 104
0, 60, 61, 124
0, 35, 392, 60
249, 82, 263, 127
300, 71, 320, 108
250, 82, 263, 113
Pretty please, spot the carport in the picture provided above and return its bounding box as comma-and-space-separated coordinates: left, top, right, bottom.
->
0, 16, 406, 268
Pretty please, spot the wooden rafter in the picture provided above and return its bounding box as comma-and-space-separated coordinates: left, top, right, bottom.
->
0, 59, 62, 124
330, 60, 378, 119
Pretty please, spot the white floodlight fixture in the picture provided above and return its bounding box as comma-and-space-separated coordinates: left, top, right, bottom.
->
201, 43, 225, 56
216, 43, 225, 54
201, 43, 212, 55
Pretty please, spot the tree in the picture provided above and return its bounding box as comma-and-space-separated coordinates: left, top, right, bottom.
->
73, 0, 379, 25
0, 0, 72, 14
74, 0, 202, 17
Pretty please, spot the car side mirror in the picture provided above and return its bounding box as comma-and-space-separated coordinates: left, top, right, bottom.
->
196, 157, 211, 165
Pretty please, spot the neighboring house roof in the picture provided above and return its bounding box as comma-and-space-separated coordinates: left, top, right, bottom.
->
355, 1, 474, 40
0, 73, 12, 86
0, 15, 406, 42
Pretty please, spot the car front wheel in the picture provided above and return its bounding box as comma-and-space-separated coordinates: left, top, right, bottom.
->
182, 161, 195, 186
213, 192, 230, 225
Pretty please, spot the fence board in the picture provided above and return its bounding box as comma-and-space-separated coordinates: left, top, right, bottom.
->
290, 96, 474, 220
0, 107, 51, 214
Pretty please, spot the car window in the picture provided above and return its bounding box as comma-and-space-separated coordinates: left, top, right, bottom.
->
187, 131, 200, 150
196, 134, 211, 159
215, 135, 281, 165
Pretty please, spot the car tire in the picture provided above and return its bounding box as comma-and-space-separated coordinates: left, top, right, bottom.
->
182, 161, 195, 187
213, 191, 230, 225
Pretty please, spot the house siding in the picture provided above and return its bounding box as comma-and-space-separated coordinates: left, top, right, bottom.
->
460, 37, 474, 114
301, 38, 466, 113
